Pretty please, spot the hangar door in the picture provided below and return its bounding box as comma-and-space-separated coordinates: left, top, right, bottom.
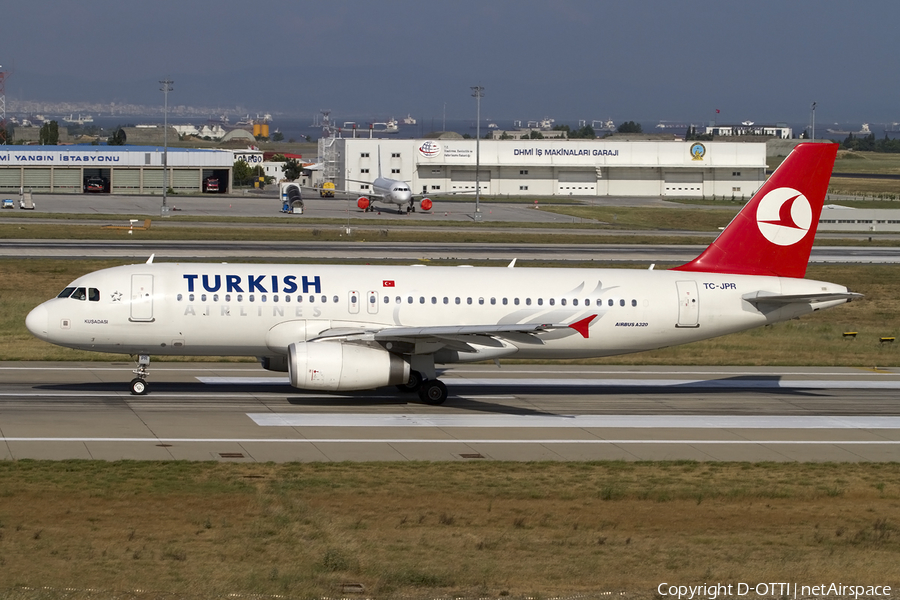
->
450, 170, 491, 195
23, 168, 52, 192
171, 169, 201, 193
557, 170, 597, 195
53, 169, 82, 193
112, 170, 141, 193
664, 172, 703, 197
0, 168, 21, 193
142, 170, 165, 193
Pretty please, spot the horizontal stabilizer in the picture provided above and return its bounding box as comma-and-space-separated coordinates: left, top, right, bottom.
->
742, 291, 863, 305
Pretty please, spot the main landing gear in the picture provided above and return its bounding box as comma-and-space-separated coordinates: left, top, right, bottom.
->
406, 200, 416, 214
130, 354, 150, 395
396, 370, 449, 405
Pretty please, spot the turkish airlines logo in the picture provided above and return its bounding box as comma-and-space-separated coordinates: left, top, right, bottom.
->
756, 187, 812, 246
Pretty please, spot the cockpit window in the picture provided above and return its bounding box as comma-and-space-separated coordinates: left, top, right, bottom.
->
72, 287, 87, 301
57, 287, 76, 299
88, 288, 100, 302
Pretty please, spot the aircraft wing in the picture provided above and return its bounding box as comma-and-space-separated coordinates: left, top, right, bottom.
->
300, 184, 385, 202
742, 291, 863, 304
308, 315, 598, 352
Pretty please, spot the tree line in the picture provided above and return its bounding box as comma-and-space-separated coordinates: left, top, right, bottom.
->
838, 133, 900, 153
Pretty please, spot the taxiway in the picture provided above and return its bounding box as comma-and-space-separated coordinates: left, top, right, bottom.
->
1, 362, 898, 462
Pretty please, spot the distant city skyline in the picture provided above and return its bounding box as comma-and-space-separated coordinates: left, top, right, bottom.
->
3, 0, 900, 126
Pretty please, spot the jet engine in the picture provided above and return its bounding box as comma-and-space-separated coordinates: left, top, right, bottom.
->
420, 198, 432, 211
288, 341, 409, 391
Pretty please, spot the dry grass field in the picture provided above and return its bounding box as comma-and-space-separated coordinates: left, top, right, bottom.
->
827, 178, 900, 198
0, 461, 898, 599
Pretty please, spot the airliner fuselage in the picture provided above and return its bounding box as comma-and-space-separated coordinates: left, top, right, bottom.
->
27, 262, 848, 360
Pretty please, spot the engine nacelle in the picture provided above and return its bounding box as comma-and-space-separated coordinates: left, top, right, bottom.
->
357, 197, 370, 210
288, 341, 409, 391
420, 198, 432, 211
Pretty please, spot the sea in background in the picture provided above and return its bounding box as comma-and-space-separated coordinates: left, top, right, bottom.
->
27, 114, 900, 146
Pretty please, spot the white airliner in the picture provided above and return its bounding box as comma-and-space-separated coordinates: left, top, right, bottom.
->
26, 143, 858, 405
320, 149, 433, 214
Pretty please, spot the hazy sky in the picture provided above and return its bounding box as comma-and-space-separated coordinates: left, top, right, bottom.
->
3, 0, 899, 125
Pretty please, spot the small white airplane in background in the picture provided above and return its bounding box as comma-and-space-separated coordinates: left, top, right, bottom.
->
313, 148, 434, 214
26, 143, 858, 405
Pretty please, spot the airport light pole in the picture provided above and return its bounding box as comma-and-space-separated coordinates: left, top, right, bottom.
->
160, 78, 173, 216
810, 101, 816, 141
471, 86, 484, 221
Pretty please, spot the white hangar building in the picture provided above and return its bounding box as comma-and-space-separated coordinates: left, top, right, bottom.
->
0, 146, 234, 194
320, 138, 767, 199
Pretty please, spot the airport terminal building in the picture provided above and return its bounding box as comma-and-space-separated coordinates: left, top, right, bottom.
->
321, 138, 768, 199
0, 146, 234, 194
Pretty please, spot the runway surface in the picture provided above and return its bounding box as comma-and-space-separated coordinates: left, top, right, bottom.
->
1, 362, 899, 462
5, 239, 900, 264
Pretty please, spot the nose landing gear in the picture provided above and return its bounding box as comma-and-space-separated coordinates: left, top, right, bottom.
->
130, 354, 150, 395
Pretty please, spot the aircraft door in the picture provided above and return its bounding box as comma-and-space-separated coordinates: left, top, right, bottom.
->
366, 290, 379, 314
675, 280, 699, 328
349, 290, 360, 314
130, 274, 154, 322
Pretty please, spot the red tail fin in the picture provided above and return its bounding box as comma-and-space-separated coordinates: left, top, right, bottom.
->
673, 142, 837, 278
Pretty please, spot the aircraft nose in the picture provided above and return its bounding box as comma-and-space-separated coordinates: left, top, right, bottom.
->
25, 304, 49, 339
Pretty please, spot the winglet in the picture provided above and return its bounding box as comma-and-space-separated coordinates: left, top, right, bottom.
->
568, 314, 597, 338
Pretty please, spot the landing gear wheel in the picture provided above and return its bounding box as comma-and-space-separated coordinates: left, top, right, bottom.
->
396, 370, 423, 393
130, 378, 148, 395
131, 354, 151, 395
418, 380, 448, 405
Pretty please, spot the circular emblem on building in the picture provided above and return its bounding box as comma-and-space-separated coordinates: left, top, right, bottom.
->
418, 140, 442, 158
755, 187, 812, 246
690, 143, 706, 161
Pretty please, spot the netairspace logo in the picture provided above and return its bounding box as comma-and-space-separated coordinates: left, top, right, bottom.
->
657, 582, 892, 600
